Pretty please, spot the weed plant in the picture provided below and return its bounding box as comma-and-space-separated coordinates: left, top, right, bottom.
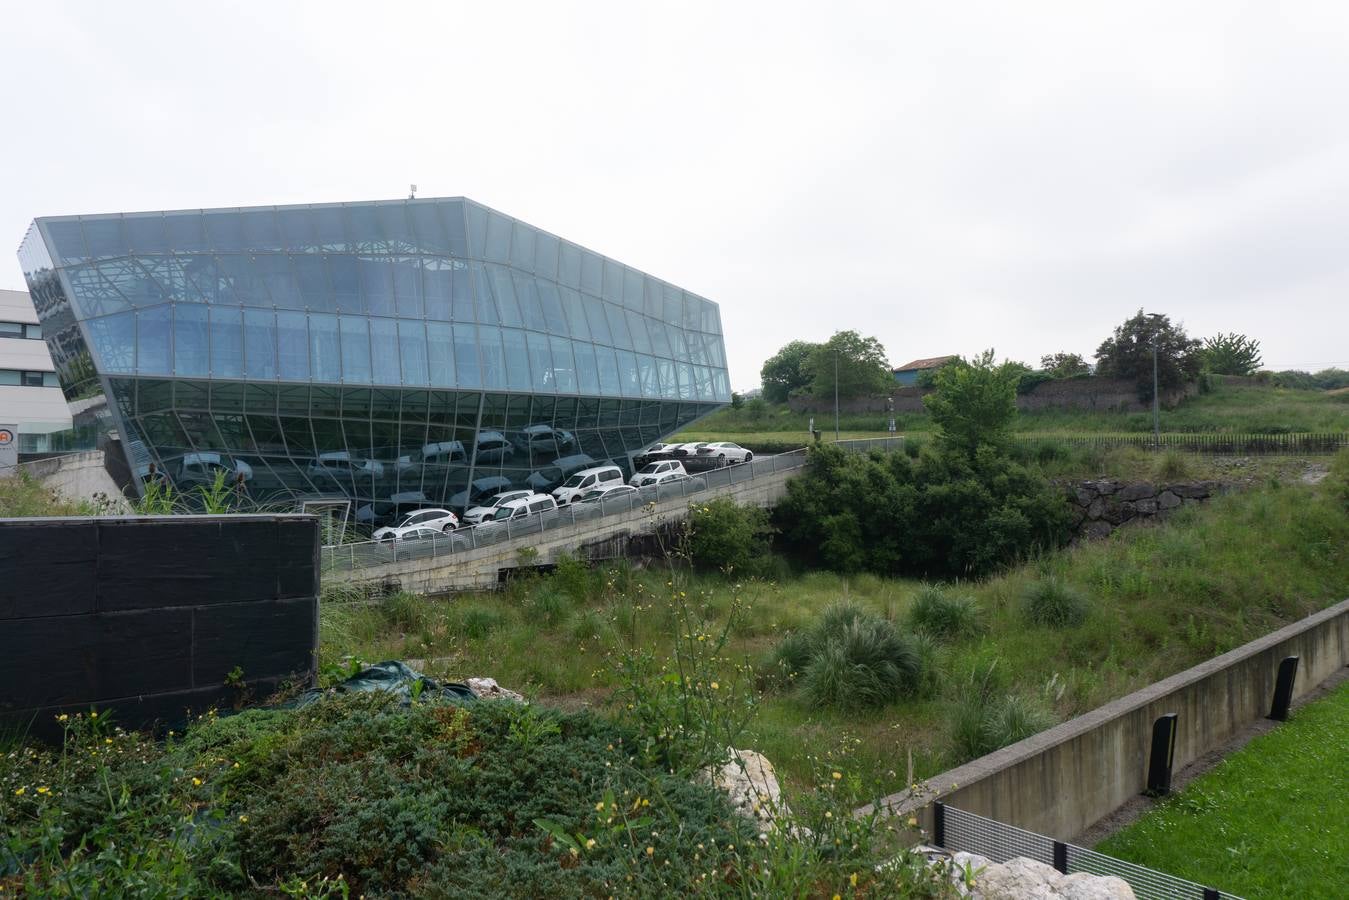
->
907, 585, 983, 641
1021, 578, 1090, 629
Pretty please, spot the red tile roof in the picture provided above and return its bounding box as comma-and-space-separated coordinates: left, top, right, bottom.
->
893, 355, 957, 373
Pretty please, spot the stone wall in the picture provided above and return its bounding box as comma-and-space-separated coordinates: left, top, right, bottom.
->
1065, 479, 1227, 540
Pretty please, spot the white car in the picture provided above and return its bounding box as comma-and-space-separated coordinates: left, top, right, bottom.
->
462, 489, 535, 525
378, 525, 445, 545
448, 476, 517, 510
473, 493, 560, 539
629, 459, 688, 487
373, 507, 460, 542
552, 465, 625, 505
527, 453, 599, 494
696, 441, 753, 463
577, 484, 639, 503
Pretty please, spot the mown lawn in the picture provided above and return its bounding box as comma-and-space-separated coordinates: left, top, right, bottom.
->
1097, 682, 1349, 899
321, 472, 1349, 802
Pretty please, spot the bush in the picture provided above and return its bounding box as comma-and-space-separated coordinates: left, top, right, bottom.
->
907, 585, 982, 641
455, 604, 506, 639
950, 692, 1056, 761
1022, 578, 1089, 629
687, 497, 773, 576
774, 602, 933, 710
526, 584, 571, 626
1153, 450, 1193, 481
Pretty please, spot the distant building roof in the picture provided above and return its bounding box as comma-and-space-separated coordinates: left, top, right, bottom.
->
892, 355, 957, 373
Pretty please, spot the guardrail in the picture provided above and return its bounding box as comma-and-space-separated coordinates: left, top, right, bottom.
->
933, 802, 1241, 900
321, 449, 809, 572
831, 433, 1349, 455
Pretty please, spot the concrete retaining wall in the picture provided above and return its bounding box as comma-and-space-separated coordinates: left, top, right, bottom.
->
17, 450, 126, 507
0, 514, 320, 741
865, 599, 1349, 841
330, 465, 799, 594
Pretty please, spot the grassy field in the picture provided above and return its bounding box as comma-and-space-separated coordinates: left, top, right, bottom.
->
1097, 682, 1349, 898
685, 382, 1349, 439
321, 465, 1349, 800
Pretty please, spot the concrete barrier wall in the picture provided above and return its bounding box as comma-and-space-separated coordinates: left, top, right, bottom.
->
331, 464, 799, 594
866, 599, 1349, 841
0, 514, 320, 741
16, 449, 125, 506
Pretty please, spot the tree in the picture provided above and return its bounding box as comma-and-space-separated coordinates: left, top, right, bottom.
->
759, 340, 819, 403
1094, 310, 1201, 401
922, 349, 1020, 458
730, 391, 744, 410
1039, 352, 1090, 377
1201, 333, 1263, 375
805, 331, 893, 401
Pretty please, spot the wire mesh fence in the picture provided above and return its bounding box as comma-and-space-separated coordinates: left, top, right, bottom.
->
836, 432, 1348, 455
934, 803, 1242, 900
321, 448, 809, 572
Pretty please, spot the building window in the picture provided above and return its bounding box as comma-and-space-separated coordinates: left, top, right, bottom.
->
0, 321, 42, 339
0, 369, 58, 386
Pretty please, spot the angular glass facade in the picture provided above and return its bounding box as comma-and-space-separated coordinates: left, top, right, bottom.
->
18, 198, 729, 512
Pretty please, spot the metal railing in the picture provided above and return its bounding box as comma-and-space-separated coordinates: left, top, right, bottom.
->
321, 449, 809, 572
933, 802, 1242, 900
833, 432, 1349, 455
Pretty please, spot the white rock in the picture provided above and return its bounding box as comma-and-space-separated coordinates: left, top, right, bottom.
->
465, 676, 524, 702
697, 748, 788, 830
974, 857, 1064, 899
1058, 872, 1135, 900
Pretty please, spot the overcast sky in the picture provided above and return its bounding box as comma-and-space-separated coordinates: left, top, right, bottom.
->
3, 1, 1347, 388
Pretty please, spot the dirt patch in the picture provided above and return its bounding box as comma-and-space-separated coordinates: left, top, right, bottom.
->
1076, 666, 1349, 846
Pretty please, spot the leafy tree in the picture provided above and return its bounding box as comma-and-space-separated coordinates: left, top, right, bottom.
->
1201, 332, 1263, 375
1094, 310, 1202, 401
759, 340, 819, 403
730, 391, 744, 409
1039, 352, 1090, 377
923, 349, 1021, 458
805, 330, 893, 401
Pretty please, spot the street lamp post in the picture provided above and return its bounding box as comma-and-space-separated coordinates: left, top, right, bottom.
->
1146, 312, 1164, 450
834, 352, 840, 441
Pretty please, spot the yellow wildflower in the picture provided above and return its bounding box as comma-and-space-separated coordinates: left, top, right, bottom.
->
13, 787, 24, 796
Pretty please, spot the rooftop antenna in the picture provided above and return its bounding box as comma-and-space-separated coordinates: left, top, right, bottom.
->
408, 184, 417, 199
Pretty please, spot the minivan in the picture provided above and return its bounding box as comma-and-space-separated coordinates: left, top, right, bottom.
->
552, 464, 624, 505
473, 431, 515, 464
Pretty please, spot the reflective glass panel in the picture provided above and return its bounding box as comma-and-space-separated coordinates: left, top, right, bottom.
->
244, 309, 277, 379
174, 303, 210, 377
339, 316, 371, 384
275, 311, 308, 380
211, 306, 243, 378
310, 314, 340, 382
137, 305, 171, 375
369, 318, 400, 385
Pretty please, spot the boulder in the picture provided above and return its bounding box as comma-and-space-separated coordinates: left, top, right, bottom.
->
1169, 482, 1210, 499
1085, 479, 1120, 496
943, 852, 1136, 899
1129, 498, 1158, 516
1074, 486, 1097, 506
1157, 490, 1181, 510
466, 677, 525, 702
698, 748, 786, 831
1087, 497, 1106, 520
1100, 500, 1135, 526
1116, 483, 1156, 502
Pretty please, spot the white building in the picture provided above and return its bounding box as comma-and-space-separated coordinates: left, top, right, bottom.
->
0, 288, 72, 452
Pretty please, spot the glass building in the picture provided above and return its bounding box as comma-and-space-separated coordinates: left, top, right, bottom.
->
17, 197, 730, 515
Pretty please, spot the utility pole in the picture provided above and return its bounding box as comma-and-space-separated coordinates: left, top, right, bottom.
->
1146, 312, 1163, 450
834, 352, 840, 440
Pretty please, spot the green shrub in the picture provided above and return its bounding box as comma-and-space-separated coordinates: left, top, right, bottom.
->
1153, 450, 1193, 481
455, 604, 506, 639
776, 602, 933, 710
551, 553, 597, 604
687, 497, 773, 575
1022, 578, 1089, 628
907, 585, 983, 641
949, 692, 1056, 761
380, 590, 433, 633
526, 584, 571, 627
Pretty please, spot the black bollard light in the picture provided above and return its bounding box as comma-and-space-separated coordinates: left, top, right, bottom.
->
1145, 713, 1178, 796
1268, 656, 1300, 722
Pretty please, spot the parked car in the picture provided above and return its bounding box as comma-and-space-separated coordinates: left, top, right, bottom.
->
525, 453, 600, 494
472, 431, 515, 464
355, 490, 431, 527
629, 459, 688, 487
577, 483, 639, 503
177, 452, 253, 486
473, 493, 560, 540
462, 489, 535, 525
448, 476, 517, 510
373, 507, 460, 542
696, 441, 753, 463
308, 451, 386, 480
552, 464, 625, 505
513, 425, 576, 456
377, 525, 445, 545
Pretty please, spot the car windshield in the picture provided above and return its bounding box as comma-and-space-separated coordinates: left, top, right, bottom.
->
561, 473, 587, 488
491, 506, 515, 521
638, 463, 661, 474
